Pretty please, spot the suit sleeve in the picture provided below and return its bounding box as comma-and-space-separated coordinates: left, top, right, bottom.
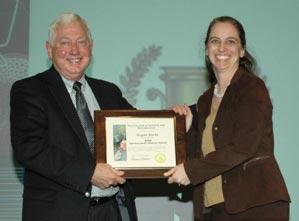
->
113, 84, 135, 109
95, 79, 135, 110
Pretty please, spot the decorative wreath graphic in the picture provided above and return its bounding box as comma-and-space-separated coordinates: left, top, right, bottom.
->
119, 45, 162, 105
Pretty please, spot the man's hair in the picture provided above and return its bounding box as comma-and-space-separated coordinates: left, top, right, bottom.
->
48, 12, 93, 46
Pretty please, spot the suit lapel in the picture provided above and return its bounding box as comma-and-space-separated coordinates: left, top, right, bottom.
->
45, 67, 90, 150
86, 77, 105, 109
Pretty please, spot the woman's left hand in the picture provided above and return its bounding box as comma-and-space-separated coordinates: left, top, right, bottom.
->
163, 163, 191, 186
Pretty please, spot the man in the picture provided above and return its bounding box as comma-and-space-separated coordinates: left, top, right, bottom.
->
10, 13, 137, 221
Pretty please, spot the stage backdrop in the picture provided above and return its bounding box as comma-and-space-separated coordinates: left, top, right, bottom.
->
0, 0, 298, 220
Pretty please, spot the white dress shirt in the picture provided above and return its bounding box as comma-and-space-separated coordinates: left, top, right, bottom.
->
61, 74, 119, 197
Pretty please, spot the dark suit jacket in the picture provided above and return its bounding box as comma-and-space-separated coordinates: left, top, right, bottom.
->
10, 66, 137, 221
184, 68, 290, 220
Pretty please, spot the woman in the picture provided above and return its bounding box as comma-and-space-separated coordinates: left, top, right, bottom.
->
164, 16, 290, 221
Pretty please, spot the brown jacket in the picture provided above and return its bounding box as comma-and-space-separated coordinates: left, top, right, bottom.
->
184, 68, 290, 219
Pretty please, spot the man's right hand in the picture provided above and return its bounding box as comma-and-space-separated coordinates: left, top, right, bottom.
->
91, 163, 125, 189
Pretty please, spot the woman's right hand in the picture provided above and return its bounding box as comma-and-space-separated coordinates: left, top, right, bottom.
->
172, 104, 193, 132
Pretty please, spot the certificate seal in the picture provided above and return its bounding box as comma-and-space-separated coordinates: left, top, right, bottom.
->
155, 153, 166, 164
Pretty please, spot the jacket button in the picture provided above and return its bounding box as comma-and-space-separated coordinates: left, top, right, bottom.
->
223, 179, 227, 184
214, 127, 218, 131
85, 192, 91, 198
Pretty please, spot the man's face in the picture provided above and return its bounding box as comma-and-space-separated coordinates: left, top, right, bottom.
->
46, 21, 92, 81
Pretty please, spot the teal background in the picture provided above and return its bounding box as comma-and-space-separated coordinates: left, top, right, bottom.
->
27, 0, 298, 219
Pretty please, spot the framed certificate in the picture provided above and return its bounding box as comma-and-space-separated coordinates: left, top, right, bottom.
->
94, 110, 186, 178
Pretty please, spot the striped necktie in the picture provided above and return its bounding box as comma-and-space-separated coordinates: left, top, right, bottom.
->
73, 81, 94, 155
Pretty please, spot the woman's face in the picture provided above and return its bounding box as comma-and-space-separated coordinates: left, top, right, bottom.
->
206, 22, 245, 74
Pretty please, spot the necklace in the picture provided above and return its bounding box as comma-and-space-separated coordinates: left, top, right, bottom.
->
213, 84, 226, 98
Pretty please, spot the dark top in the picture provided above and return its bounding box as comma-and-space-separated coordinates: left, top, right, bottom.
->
184, 67, 290, 219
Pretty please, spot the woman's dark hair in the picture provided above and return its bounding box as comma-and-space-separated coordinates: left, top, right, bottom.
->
204, 16, 256, 83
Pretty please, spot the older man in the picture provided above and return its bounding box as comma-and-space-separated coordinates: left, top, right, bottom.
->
10, 13, 137, 221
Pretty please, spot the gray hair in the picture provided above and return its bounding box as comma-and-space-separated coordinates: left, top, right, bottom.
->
48, 13, 93, 45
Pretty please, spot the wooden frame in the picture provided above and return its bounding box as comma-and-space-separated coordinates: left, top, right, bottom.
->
94, 110, 186, 178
